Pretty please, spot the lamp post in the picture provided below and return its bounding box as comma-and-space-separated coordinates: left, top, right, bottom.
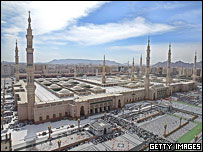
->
78, 118, 80, 132
138, 104, 141, 113
194, 135, 198, 143
163, 123, 167, 137
179, 117, 182, 127
57, 139, 61, 151
104, 112, 106, 120
48, 125, 51, 139
1, 117, 3, 130
122, 108, 124, 118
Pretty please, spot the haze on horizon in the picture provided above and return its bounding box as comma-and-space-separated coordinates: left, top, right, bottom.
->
1, 1, 202, 64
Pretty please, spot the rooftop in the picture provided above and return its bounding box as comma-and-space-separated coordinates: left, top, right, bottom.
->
90, 119, 111, 129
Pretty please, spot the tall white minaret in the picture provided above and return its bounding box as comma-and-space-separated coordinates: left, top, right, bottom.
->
15, 40, 19, 81
26, 11, 36, 121
128, 60, 129, 77
139, 54, 143, 77
74, 65, 77, 78
144, 36, 150, 99
166, 43, 171, 86
131, 57, 135, 81
192, 51, 197, 82
102, 55, 106, 84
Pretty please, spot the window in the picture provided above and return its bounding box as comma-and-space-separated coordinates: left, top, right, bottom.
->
53, 114, 56, 118
65, 112, 68, 116
59, 113, 62, 117
39, 116, 42, 121
46, 115, 49, 120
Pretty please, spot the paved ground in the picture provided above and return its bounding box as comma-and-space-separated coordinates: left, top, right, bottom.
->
70, 133, 143, 151
14, 131, 93, 151
139, 114, 187, 138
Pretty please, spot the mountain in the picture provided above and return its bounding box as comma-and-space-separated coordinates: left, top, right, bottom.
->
152, 60, 202, 68
48, 59, 120, 65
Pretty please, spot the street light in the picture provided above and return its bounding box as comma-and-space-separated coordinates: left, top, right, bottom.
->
179, 117, 182, 127
163, 123, 167, 137
57, 139, 61, 151
78, 118, 80, 132
194, 135, 198, 143
48, 125, 51, 139
104, 112, 106, 120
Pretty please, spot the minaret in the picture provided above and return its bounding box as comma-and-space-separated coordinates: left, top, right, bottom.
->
128, 60, 129, 77
102, 55, 106, 84
192, 51, 197, 82
144, 36, 150, 99
131, 57, 135, 81
26, 11, 36, 121
139, 54, 143, 77
166, 43, 171, 86
74, 65, 77, 78
15, 40, 19, 81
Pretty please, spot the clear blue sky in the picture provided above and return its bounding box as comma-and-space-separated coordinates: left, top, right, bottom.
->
1, 1, 202, 64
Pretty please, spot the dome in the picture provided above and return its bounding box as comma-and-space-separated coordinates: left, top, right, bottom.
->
50, 84, 61, 89
127, 83, 136, 87
37, 78, 45, 82
57, 81, 65, 85
62, 82, 72, 87
46, 78, 52, 81
136, 82, 143, 86
93, 86, 102, 90
58, 88, 71, 94
59, 77, 69, 81
79, 83, 88, 87
72, 86, 83, 90
68, 79, 76, 83
42, 80, 51, 85
51, 78, 59, 82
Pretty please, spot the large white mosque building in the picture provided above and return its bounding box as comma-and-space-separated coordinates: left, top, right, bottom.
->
13, 12, 197, 124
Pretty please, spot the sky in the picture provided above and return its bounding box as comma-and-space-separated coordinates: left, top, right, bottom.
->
1, 1, 202, 65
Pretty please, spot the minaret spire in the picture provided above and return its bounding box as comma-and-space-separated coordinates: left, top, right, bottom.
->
28, 11, 31, 24
193, 51, 197, 82
144, 36, 151, 99
26, 11, 36, 121
166, 42, 172, 86
102, 55, 106, 84
128, 60, 130, 77
131, 57, 135, 81
148, 35, 150, 45
139, 53, 143, 77
15, 40, 19, 81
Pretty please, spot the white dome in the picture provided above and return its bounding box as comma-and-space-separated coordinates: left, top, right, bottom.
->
57, 81, 65, 85
51, 78, 59, 82
68, 79, 76, 83
93, 86, 102, 90
72, 86, 83, 90
59, 77, 69, 81
42, 80, 51, 85
79, 83, 88, 87
136, 82, 143, 86
62, 82, 72, 87
46, 78, 52, 81
50, 84, 61, 89
38, 78, 45, 82
127, 83, 135, 87
59, 88, 71, 94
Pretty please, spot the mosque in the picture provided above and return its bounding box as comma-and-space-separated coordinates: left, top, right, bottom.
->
13, 12, 197, 124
